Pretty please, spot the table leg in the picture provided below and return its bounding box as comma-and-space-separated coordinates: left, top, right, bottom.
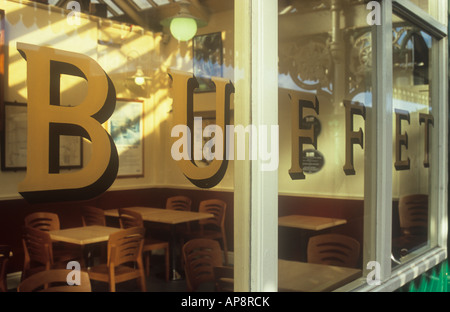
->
299, 231, 309, 262
169, 225, 182, 280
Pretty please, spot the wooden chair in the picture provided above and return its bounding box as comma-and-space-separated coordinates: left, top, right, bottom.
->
81, 206, 106, 226
24, 212, 82, 268
0, 245, 11, 292
185, 199, 229, 265
17, 269, 91, 292
21, 226, 70, 280
393, 194, 428, 258
307, 234, 360, 268
119, 208, 170, 281
88, 227, 146, 292
182, 238, 223, 292
213, 266, 234, 292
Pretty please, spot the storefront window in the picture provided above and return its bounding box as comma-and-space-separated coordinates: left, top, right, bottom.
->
277, 0, 373, 291
391, 14, 434, 265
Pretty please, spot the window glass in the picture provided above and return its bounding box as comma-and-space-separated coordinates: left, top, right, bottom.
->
409, 0, 439, 20
391, 14, 434, 266
1, 0, 237, 291
277, 0, 372, 291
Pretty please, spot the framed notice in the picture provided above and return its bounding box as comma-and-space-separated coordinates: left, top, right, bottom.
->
108, 98, 144, 178
1, 102, 83, 171
193, 32, 223, 93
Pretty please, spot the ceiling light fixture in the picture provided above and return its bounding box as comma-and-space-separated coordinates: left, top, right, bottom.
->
132, 66, 150, 86
161, 0, 207, 42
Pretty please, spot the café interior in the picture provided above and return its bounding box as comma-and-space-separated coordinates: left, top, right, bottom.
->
0, 0, 447, 292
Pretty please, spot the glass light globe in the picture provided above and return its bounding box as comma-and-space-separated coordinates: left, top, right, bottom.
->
170, 17, 197, 41
134, 76, 145, 86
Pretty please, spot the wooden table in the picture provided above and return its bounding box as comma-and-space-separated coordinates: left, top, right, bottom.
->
104, 207, 213, 225
49, 225, 122, 268
49, 225, 122, 245
104, 207, 214, 280
278, 215, 347, 261
278, 215, 347, 231
278, 259, 361, 292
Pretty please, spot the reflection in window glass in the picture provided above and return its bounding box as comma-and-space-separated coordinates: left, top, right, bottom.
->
409, 0, 438, 19
277, 0, 372, 291
391, 15, 433, 265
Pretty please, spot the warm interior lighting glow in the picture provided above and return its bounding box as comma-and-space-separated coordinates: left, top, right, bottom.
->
170, 17, 198, 41
160, 0, 207, 42
132, 66, 149, 86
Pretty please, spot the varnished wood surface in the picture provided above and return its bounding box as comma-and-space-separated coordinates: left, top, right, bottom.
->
105, 207, 213, 225
49, 225, 122, 245
278, 259, 362, 292
278, 215, 347, 231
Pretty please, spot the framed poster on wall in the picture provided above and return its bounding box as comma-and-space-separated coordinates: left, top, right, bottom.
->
108, 98, 144, 178
1, 102, 83, 171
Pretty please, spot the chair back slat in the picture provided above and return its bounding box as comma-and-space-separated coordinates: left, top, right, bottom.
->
108, 227, 145, 267
22, 226, 53, 267
118, 208, 144, 229
307, 234, 360, 268
81, 206, 106, 226
25, 212, 60, 232
166, 196, 192, 211
399, 194, 428, 235
198, 200, 226, 229
182, 238, 223, 292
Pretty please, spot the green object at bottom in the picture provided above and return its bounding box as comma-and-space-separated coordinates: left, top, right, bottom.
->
407, 260, 449, 292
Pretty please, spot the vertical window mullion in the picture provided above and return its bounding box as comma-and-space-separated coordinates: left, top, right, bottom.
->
430, 33, 448, 250
375, 0, 394, 281
249, 0, 278, 292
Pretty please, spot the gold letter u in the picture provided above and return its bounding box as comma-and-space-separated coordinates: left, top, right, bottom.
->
168, 69, 234, 188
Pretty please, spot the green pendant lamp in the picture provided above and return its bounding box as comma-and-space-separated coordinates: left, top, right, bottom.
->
161, 0, 207, 42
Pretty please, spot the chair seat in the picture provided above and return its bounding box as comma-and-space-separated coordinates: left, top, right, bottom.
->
88, 264, 142, 283
24, 260, 69, 280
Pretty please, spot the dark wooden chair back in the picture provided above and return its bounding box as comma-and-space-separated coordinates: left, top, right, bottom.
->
307, 234, 360, 268
17, 269, 92, 292
166, 196, 192, 211
198, 199, 226, 230
21, 226, 54, 280
182, 238, 223, 292
108, 227, 145, 268
399, 194, 428, 236
118, 208, 144, 229
81, 206, 106, 226
25, 212, 60, 231
23, 226, 54, 268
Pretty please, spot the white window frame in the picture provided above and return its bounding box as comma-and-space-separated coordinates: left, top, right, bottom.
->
234, 0, 279, 292
233, 0, 447, 292
349, 0, 448, 292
